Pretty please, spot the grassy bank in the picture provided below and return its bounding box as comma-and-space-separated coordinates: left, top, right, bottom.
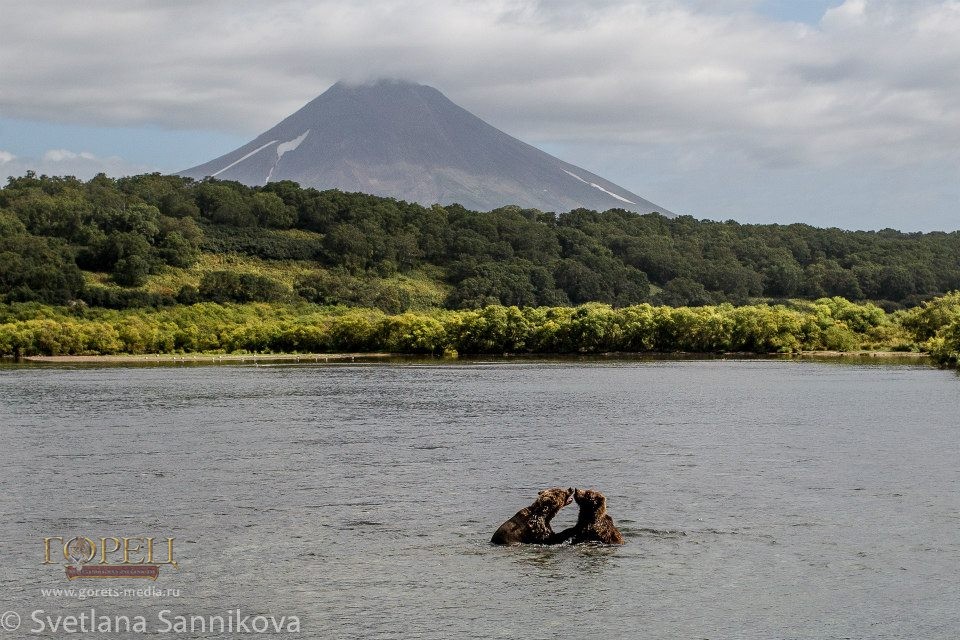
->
7, 294, 960, 362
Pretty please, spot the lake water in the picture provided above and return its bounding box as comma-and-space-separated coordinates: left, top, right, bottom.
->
1, 358, 959, 639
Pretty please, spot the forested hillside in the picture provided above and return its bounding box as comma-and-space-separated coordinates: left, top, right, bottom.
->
2, 172, 959, 312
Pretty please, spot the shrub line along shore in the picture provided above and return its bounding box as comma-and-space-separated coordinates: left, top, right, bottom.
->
17, 350, 932, 365
2, 293, 959, 367
20, 352, 393, 363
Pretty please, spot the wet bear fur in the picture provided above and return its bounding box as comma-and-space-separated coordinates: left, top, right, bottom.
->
491, 487, 575, 545
555, 488, 625, 545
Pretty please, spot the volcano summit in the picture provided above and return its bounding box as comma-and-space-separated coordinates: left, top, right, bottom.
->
180, 80, 671, 215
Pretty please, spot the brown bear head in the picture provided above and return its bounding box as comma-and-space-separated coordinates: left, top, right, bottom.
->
573, 488, 607, 516
532, 487, 575, 516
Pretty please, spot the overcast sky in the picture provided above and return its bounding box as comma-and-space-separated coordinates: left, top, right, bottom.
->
1, 0, 958, 230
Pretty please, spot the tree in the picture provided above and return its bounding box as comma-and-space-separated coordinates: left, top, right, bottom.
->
655, 278, 713, 307
252, 192, 296, 228
194, 183, 255, 226
112, 254, 152, 287
322, 223, 374, 273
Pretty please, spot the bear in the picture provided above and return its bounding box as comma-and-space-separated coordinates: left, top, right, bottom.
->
491, 487, 575, 545
554, 488, 625, 545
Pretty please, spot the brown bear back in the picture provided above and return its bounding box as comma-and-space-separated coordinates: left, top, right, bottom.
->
491, 488, 573, 545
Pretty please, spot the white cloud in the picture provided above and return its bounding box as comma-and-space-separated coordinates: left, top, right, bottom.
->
42, 149, 97, 162
0, 149, 150, 181
1, 0, 957, 171
0, 0, 957, 228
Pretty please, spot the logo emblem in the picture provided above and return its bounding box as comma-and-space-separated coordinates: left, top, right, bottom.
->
44, 536, 178, 580
66, 536, 94, 571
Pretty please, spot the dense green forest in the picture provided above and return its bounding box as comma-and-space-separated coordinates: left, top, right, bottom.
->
3, 172, 960, 311
5, 172, 960, 364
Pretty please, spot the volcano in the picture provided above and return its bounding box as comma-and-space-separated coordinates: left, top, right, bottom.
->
180, 80, 672, 215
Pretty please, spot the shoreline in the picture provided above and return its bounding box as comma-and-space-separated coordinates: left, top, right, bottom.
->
21, 352, 395, 364
793, 350, 929, 359
17, 350, 931, 365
